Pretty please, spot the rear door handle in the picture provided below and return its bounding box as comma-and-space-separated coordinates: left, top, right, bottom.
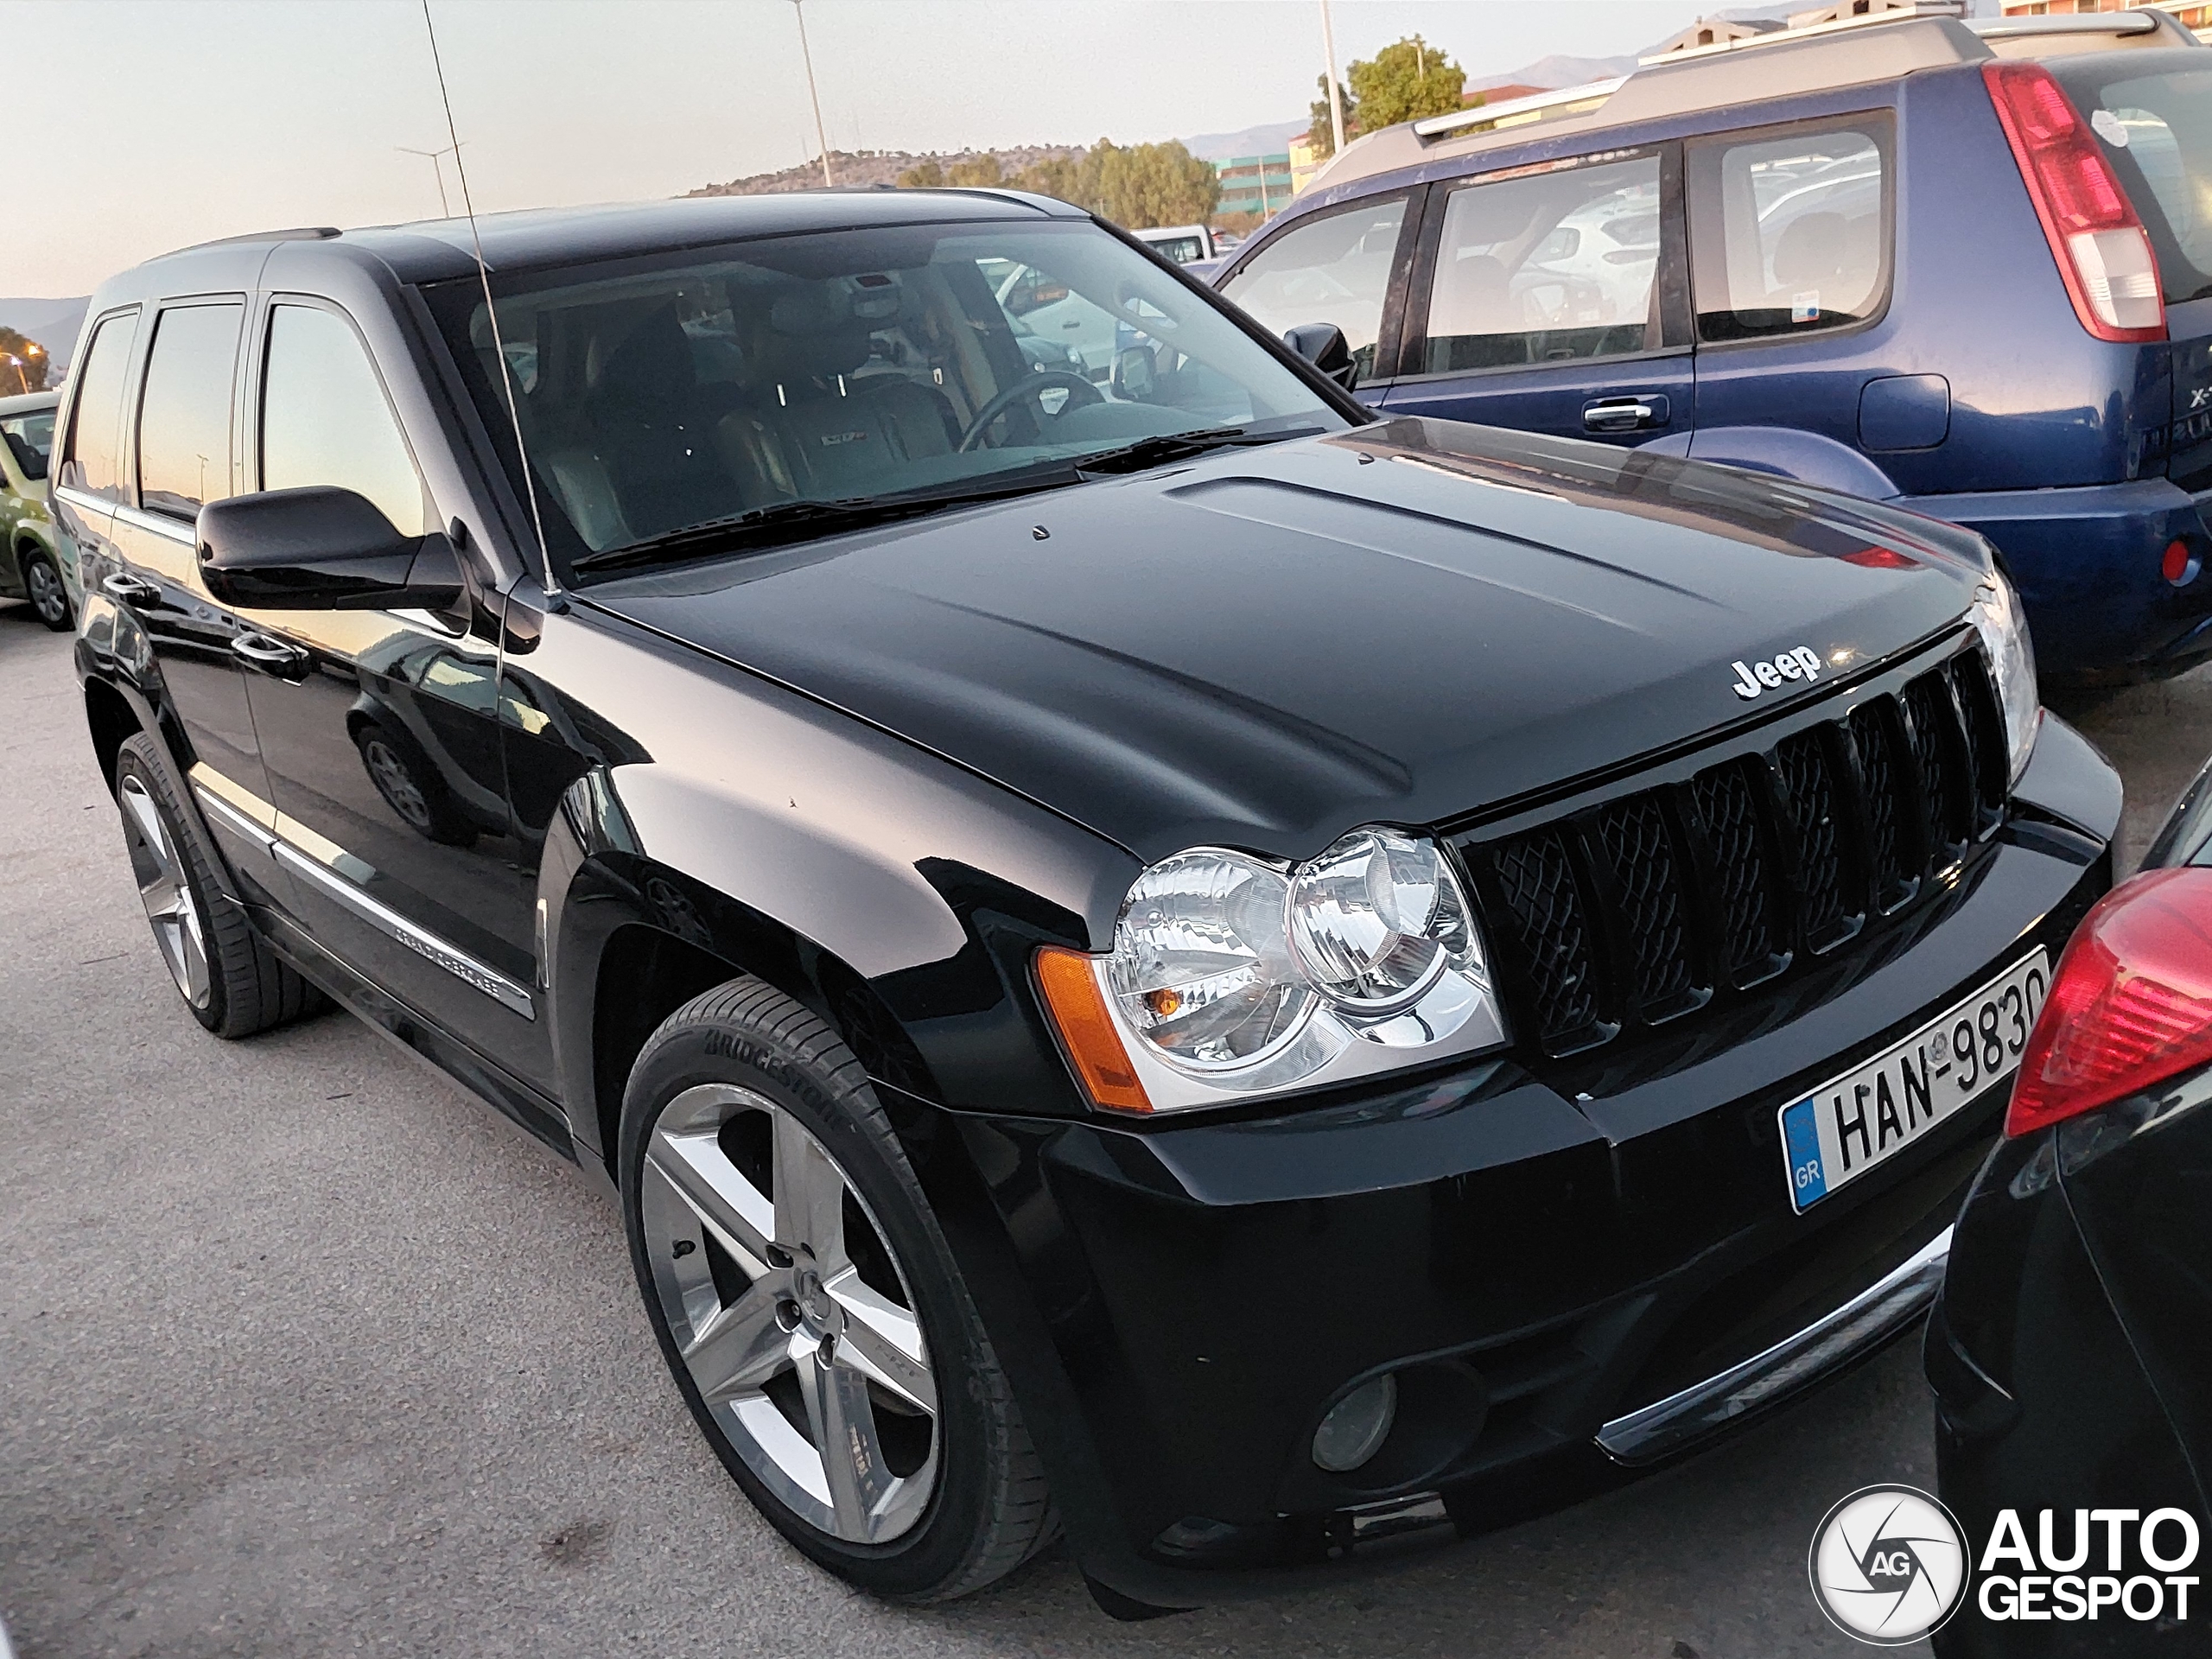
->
100, 572, 161, 608
231, 631, 311, 679
1582, 395, 1670, 433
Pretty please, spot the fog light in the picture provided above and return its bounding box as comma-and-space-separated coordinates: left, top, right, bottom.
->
1312, 1374, 1397, 1472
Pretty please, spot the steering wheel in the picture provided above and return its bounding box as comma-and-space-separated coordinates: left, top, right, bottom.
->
957, 371, 1104, 452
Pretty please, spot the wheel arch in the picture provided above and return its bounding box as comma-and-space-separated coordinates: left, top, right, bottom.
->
84, 676, 145, 792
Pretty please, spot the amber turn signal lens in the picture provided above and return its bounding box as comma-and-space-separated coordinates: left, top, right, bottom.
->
1034, 946, 1152, 1113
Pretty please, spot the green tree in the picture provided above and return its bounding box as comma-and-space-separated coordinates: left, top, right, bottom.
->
1308, 74, 1356, 160
944, 154, 1004, 188
1093, 140, 1218, 228
1346, 34, 1466, 130
896, 158, 945, 188
0, 327, 48, 392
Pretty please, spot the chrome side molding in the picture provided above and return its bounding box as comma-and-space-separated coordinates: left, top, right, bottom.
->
192, 780, 536, 1021
1594, 1225, 1951, 1466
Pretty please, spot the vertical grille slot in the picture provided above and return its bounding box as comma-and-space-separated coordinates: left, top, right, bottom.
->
1488, 828, 1608, 1052
1774, 730, 1861, 951
1950, 651, 2009, 828
1846, 699, 1916, 912
1900, 670, 1970, 856
1689, 758, 1787, 988
1593, 796, 1703, 1021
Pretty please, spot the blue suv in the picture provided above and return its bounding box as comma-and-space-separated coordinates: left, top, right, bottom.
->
1215, 7, 2212, 683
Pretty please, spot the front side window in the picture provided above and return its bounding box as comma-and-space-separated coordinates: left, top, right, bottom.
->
137, 302, 244, 518
423, 218, 1343, 574
59, 310, 140, 502
0, 408, 54, 482
1688, 118, 1891, 342
1421, 155, 1664, 373
260, 303, 428, 537
1220, 199, 1409, 380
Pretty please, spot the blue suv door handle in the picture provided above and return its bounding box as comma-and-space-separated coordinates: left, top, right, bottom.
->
1583, 395, 1670, 433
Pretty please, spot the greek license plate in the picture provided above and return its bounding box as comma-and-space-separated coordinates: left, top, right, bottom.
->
1780, 952, 2050, 1213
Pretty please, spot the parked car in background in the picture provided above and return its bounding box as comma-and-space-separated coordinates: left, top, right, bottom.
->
1214, 8, 2212, 685
1929, 759, 2212, 1657
1132, 223, 1217, 265
0, 390, 73, 630
54, 189, 2118, 1616
979, 254, 1120, 378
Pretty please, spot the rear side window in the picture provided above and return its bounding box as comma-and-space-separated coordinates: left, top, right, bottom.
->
1221, 198, 1408, 380
1688, 118, 1892, 342
2056, 63, 2212, 306
1421, 154, 1665, 373
260, 303, 428, 537
137, 302, 244, 519
58, 309, 141, 502
0, 408, 53, 481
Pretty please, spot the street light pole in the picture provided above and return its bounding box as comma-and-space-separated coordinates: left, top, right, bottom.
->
791, 0, 835, 188
1319, 0, 1345, 157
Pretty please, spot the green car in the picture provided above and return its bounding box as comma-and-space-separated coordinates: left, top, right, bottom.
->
0, 389, 73, 630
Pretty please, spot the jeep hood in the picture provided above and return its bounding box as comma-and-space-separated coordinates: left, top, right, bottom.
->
586, 416, 1992, 862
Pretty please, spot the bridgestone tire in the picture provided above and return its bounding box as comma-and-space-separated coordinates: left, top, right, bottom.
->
112, 734, 323, 1038
619, 976, 1058, 1601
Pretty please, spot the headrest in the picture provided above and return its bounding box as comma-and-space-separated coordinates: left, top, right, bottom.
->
594, 304, 696, 404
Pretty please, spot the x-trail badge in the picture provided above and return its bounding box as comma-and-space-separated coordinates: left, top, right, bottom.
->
1731, 646, 1825, 700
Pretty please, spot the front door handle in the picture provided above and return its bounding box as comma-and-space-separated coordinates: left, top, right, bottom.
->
1582, 395, 1671, 433
231, 630, 311, 679
100, 572, 161, 608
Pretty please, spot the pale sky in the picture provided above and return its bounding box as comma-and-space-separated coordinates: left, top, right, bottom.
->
10, 1, 1736, 300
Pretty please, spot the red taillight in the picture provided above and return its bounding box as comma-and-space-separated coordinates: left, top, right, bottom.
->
2164, 538, 2197, 586
1984, 60, 2166, 345
2006, 867, 2212, 1136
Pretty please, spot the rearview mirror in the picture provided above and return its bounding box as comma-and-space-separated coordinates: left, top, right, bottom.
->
1111, 346, 1157, 403
197, 486, 464, 611
1282, 322, 1357, 391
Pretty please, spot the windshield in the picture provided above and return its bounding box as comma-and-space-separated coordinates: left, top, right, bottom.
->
2054, 57, 2212, 307
0, 407, 53, 481
425, 219, 1341, 576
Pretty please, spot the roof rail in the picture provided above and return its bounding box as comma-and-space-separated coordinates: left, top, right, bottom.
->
170, 226, 343, 255
1965, 10, 2162, 40
1636, 3, 1962, 67
1413, 77, 1628, 142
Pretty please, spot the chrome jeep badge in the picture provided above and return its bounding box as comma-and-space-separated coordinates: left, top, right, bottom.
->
1731, 646, 1825, 700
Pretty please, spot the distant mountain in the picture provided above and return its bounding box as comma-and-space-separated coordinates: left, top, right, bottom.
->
1183, 121, 1311, 162
0, 297, 89, 373
688, 146, 1082, 198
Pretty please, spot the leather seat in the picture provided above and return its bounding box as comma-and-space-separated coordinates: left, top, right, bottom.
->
732, 284, 962, 499
581, 304, 756, 539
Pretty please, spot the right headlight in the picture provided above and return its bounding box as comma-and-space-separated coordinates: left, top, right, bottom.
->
1045, 829, 1510, 1113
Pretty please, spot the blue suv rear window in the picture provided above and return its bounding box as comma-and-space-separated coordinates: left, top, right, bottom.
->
2055, 59, 2212, 308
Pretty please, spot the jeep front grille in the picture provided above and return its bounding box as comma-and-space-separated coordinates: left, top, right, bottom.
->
1460, 647, 2010, 1059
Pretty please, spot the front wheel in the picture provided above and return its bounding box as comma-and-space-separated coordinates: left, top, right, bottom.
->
619, 977, 1056, 1601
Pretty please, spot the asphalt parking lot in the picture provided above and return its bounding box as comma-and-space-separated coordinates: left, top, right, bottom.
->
1, 601, 2201, 1659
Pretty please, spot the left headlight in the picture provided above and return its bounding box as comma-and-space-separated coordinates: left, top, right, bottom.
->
1968, 573, 2039, 786
1038, 828, 1510, 1113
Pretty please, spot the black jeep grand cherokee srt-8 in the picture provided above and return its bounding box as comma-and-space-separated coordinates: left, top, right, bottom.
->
54, 189, 2117, 1613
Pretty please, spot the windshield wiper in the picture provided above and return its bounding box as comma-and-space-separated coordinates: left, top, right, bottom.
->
569, 475, 1082, 575
1070, 424, 1323, 477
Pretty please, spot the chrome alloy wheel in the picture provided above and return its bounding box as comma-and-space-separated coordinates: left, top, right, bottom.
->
118, 774, 211, 1009
640, 1084, 939, 1544
360, 734, 432, 832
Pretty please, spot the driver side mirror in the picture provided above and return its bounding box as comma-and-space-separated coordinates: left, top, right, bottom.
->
198, 486, 464, 612
1282, 322, 1358, 391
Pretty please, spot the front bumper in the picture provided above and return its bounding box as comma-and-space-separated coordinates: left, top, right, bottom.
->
940, 719, 2119, 1609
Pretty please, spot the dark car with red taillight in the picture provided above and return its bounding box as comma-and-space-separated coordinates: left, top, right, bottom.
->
1929, 770, 2212, 1655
